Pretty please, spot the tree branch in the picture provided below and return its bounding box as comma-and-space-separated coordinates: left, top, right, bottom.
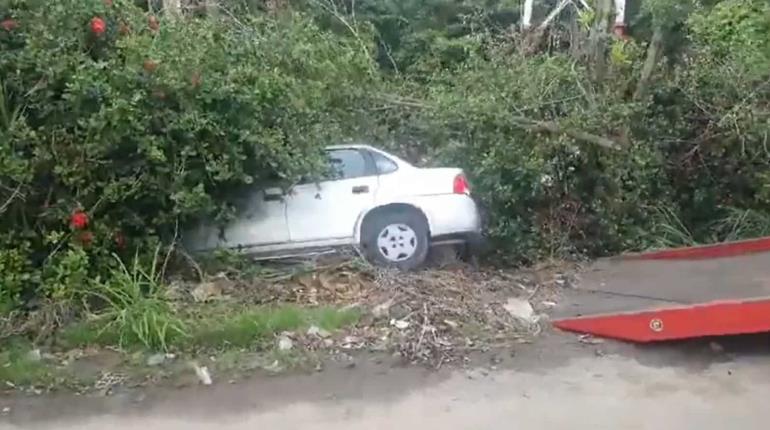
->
376, 94, 622, 150
634, 25, 665, 101
512, 116, 621, 150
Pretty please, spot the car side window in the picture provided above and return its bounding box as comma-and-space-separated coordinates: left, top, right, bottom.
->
371, 151, 398, 174
324, 149, 368, 180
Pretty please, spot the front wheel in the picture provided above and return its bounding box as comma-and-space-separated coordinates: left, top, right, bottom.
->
361, 210, 429, 270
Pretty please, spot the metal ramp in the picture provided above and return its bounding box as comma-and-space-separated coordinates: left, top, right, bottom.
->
552, 238, 770, 342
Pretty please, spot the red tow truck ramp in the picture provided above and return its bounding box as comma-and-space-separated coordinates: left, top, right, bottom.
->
552, 237, 770, 343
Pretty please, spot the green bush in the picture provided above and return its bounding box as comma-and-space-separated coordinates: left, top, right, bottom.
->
0, 0, 377, 309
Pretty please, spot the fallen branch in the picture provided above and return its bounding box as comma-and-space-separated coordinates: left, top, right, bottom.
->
377, 95, 622, 150
512, 115, 621, 150
0, 184, 23, 215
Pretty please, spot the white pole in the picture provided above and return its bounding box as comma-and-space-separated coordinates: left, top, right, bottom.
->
613, 0, 626, 28
522, 0, 535, 30
537, 0, 571, 31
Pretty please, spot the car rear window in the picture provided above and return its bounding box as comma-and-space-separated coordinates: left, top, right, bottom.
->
371, 151, 398, 174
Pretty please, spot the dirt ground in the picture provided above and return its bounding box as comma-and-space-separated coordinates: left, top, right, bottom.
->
5, 255, 770, 429
4, 328, 770, 430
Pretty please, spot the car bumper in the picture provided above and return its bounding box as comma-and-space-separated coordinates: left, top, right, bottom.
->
413, 194, 482, 237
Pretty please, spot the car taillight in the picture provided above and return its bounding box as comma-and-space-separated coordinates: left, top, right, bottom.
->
453, 174, 471, 195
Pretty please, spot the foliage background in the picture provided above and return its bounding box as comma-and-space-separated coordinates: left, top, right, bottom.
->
1, 0, 769, 315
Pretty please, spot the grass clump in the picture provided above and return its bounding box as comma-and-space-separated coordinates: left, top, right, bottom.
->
0, 339, 57, 387
88, 249, 187, 351
189, 305, 360, 349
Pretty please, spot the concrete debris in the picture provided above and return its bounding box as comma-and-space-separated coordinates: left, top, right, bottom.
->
307, 325, 331, 338
192, 363, 213, 385
390, 319, 410, 330
262, 360, 284, 374
578, 334, 604, 345
372, 299, 394, 319
502, 298, 537, 324
147, 353, 174, 366
278, 335, 294, 351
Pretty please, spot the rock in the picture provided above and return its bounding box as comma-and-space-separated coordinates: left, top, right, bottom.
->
372, 299, 394, 319
341, 335, 363, 349
146, 353, 167, 366
262, 360, 284, 374
502, 298, 537, 324
578, 334, 604, 345
390, 319, 410, 329
26, 349, 42, 362
2, 406, 10, 415
191, 363, 212, 385
191, 282, 222, 303
278, 335, 294, 351
540, 300, 557, 309
307, 325, 331, 338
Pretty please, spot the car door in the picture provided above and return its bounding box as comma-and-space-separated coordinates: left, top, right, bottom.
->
285, 148, 378, 243
185, 185, 290, 252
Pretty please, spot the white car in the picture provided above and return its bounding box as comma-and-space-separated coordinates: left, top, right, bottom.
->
185, 145, 483, 269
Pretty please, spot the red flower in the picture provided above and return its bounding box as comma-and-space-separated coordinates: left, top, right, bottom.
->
78, 231, 95, 247
70, 211, 89, 230
90, 17, 107, 36
103, 0, 114, 6
1, 19, 17, 32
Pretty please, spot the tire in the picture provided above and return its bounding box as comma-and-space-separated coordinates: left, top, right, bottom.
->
361, 209, 430, 270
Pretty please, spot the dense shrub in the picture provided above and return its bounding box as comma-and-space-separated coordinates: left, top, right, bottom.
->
378, 0, 769, 260
1, 0, 768, 315
0, 0, 377, 310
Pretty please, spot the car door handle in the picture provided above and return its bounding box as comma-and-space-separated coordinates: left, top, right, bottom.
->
352, 185, 369, 194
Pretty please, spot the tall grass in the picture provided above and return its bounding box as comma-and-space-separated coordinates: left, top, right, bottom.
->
712, 207, 770, 242
90, 248, 187, 351
649, 206, 698, 248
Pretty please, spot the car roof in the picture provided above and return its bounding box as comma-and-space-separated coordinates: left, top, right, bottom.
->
325, 144, 414, 168
325, 143, 374, 150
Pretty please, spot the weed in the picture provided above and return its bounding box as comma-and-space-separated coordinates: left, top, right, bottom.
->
649, 206, 698, 248
713, 207, 770, 242
0, 339, 56, 387
90, 248, 187, 351
189, 305, 360, 349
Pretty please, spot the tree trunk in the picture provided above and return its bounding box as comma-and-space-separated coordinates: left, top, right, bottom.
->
587, 0, 613, 81
634, 25, 665, 101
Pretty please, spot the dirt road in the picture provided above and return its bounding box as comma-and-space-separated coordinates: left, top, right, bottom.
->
5, 332, 770, 430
